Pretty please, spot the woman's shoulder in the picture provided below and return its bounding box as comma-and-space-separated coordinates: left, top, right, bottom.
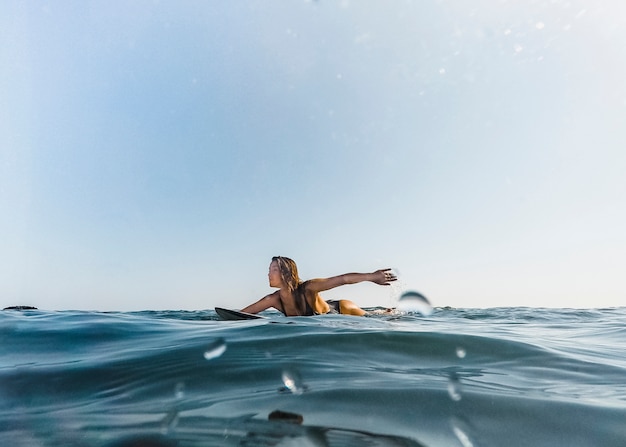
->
298, 279, 317, 292
265, 290, 285, 314
299, 278, 334, 294
264, 290, 281, 300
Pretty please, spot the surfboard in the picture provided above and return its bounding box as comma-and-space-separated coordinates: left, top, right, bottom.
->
215, 307, 267, 321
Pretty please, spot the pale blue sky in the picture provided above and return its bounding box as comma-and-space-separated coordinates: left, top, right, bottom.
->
1, 1, 624, 311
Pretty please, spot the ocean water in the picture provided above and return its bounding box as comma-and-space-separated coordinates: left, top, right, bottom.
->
1, 307, 625, 447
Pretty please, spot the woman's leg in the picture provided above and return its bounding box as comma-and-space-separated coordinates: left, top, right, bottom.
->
338, 300, 366, 316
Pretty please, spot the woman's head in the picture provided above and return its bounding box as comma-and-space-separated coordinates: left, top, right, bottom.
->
271, 256, 300, 292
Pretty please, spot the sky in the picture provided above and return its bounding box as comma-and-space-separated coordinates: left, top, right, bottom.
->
1, 0, 625, 311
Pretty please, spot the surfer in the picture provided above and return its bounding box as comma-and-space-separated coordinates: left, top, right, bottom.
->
241, 256, 397, 316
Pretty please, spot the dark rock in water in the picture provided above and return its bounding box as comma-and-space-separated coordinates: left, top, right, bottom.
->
3, 306, 38, 311
268, 409, 304, 424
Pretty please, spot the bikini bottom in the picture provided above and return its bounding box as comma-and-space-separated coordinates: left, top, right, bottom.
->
326, 300, 341, 314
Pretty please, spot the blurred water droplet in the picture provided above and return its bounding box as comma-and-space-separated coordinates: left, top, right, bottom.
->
456, 347, 466, 359
282, 368, 305, 395
451, 417, 475, 447
448, 373, 463, 401
535, 22, 545, 30
174, 382, 185, 400
274, 432, 327, 447
161, 409, 179, 434
397, 291, 432, 316
203, 338, 226, 360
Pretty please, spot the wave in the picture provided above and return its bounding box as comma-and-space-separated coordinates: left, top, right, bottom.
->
1, 308, 625, 446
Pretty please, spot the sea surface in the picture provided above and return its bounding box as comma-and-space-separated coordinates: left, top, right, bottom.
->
1, 307, 625, 446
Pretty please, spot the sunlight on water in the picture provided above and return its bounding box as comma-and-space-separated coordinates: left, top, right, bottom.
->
203, 338, 227, 360
397, 291, 433, 316
282, 367, 305, 395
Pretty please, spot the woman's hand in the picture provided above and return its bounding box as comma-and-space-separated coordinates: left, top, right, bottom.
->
371, 269, 397, 285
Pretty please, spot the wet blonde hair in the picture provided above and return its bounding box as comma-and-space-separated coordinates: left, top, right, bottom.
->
272, 256, 301, 292
272, 256, 308, 315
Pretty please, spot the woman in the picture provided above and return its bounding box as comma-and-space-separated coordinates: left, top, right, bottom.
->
241, 256, 397, 316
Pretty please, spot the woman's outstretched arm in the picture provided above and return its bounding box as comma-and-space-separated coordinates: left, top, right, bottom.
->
304, 269, 397, 293
241, 292, 282, 314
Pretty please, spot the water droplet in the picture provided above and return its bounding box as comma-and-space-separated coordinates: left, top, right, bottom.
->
451, 417, 475, 447
456, 347, 466, 359
397, 291, 432, 316
388, 268, 404, 305
448, 373, 462, 401
282, 368, 305, 395
174, 382, 185, 400
203, 338, 226, 360
535, 22, 545, 30
161, 409, 179, 434
514, 44, 524, 53
439, 68, 446, 75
